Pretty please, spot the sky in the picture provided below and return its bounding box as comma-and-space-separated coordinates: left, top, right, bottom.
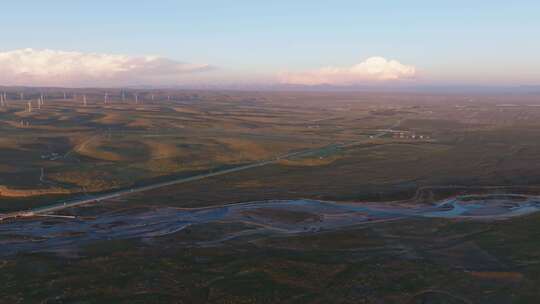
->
0, 1, 539, 88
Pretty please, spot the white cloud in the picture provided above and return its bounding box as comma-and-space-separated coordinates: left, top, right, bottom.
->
279, 56, 416, 86
0, 48, 212, 87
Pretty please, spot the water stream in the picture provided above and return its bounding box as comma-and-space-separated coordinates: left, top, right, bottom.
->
1, 194, 539, 256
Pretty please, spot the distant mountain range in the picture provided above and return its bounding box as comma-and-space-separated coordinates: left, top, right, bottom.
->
1, 84, 539, 94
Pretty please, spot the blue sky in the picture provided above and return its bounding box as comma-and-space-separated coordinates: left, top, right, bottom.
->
1, 1, 539, 87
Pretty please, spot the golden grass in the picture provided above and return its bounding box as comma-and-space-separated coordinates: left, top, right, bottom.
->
278, 157, 338, 167
76, 139, 125, 161
126, 119, 154, 128
142, 159, 185, 173
0, 138, 16, 147
0, 185, 71, 197
49, 170, 122, 191
217, 138, 271, 161
172, 107, 202, 114
92, 113, 129, 125
146, 141, 180, 159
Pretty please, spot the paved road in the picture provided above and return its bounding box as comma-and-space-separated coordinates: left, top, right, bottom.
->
0, 142, 352, 221
0, 120, 404, 221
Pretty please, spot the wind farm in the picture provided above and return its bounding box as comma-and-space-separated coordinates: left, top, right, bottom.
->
3, 87, 540, 303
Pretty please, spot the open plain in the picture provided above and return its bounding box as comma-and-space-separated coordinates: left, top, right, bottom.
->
2, 89, 540, 303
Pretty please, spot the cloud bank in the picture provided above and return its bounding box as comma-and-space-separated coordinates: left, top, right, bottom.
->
280, 56, 416, 86
0, 50, 417, 88
0, 48, 212, 87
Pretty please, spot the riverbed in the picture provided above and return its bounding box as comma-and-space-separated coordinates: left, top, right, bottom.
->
1, 194, 539, 256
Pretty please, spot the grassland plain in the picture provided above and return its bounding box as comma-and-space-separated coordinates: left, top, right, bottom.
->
2, 89, 540, 303
2, 214, 540, 303
3, 91, 540, 212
